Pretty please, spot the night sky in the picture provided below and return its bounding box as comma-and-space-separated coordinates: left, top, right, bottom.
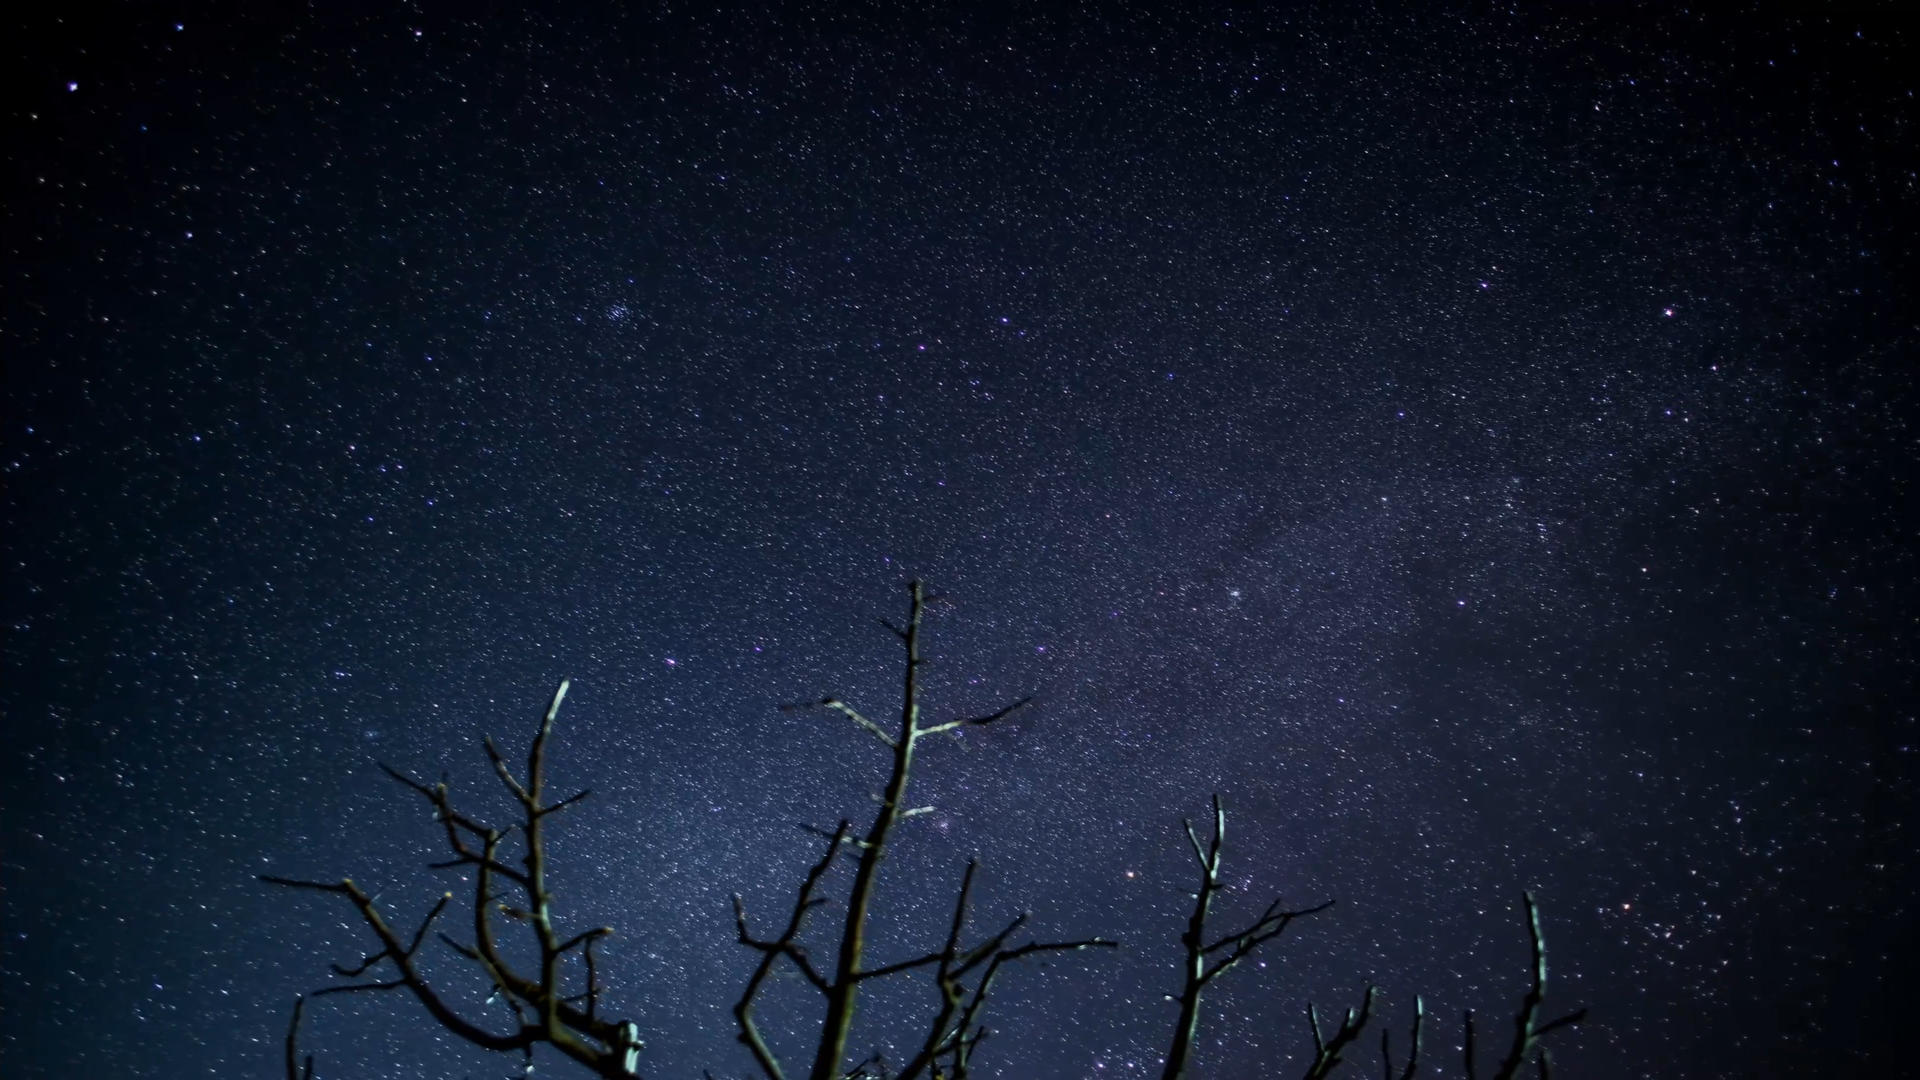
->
3, 4, 1915, 1078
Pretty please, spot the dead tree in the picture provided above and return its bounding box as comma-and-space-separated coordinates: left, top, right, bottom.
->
263, 580, 1582, 1079
264, 680, 645, 1077
1159, 793, 1338, 1080
1155, 792, 1583, 1080
264, 581, 1110, 1079
742, 579, 1114, 1080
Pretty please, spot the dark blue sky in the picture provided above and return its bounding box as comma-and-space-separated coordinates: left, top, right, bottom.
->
3, 4, 1914, 1078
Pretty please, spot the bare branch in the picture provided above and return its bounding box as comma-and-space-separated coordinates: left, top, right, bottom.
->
1207, 794, 1226, 870
1534, 1010, 1586, 1040
1380, 995, 1423, 1080
283, 995, 314, 1080
916, 696, 1033, 737
310, 977, 411, 997
558, 926, 615, 955
894, 863, 1113, 1080
1486, 892, 1586, 1080
376, 761, 441, 801
1299, 985, 1375, 1080
1464, 1009, 1477, 1080
1160, 795, 1331, 1080
913, 933, 1113, 1080
376, 764, 532, 887
268, 680, 645, 1079
1201, 898, 1336, 985
583, 935, 603, 1023
802, 584, 1072, 1080
425, 850, 530, 882
808, 581, 929, 1080
798, 822, 872, 849
735, 821, 852, 1080
484, 735, 533, 804
260, 875, 351, 894
1183, 819, 1208, 873
263, 874, 534, 1054
785, 697, 899, 749
538, 788, 595, 818
529, 680, 569, 796
409, 893, 454, 954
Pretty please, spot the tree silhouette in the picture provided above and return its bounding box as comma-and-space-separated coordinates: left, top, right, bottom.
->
265, 581, 1583, 1079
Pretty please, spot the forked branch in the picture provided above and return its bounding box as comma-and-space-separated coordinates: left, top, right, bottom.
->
890, 861, 1115, 1080
1300, 986, 1377, 1080
733, 820, 854, 1080
1379, 996, 1423, 1080
263, 681, 645, 1079
1161, 794, 1332, 1080
1468, 892, 1586, 1080
765, 581, 1105, 1080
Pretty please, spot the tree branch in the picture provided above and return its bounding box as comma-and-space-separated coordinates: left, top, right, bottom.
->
772, 582, 1095, 1080
539, 787, 595, 819
734, 821, 852, 1080
916, 696, 1034, 737
806, 581, 931, 1080
1299, 985, 1376, 1080
1380, 995, 1422, 1080
283, 995, 314, 1080
785, 697, 898, 750
262, 875, 536, 1053
1485, 892, 1587, 1080
1200, 897, 1336, 985
265, 681, 645, 1078
894, 863, 1114, 1080
1160, 794, 1331, 1080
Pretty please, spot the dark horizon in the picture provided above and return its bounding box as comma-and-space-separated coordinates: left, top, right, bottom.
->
3, 4, 1914, 1078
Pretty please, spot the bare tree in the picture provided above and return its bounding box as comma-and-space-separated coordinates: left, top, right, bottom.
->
736, 581, 1113, 1080
265, 580, 1583, 1079
1153, 796, 1582, 1080
1160, 793, 1336, 1080
266, 679, 645, 1078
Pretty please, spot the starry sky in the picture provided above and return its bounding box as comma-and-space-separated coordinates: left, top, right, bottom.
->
3, 4, 1915, 1078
